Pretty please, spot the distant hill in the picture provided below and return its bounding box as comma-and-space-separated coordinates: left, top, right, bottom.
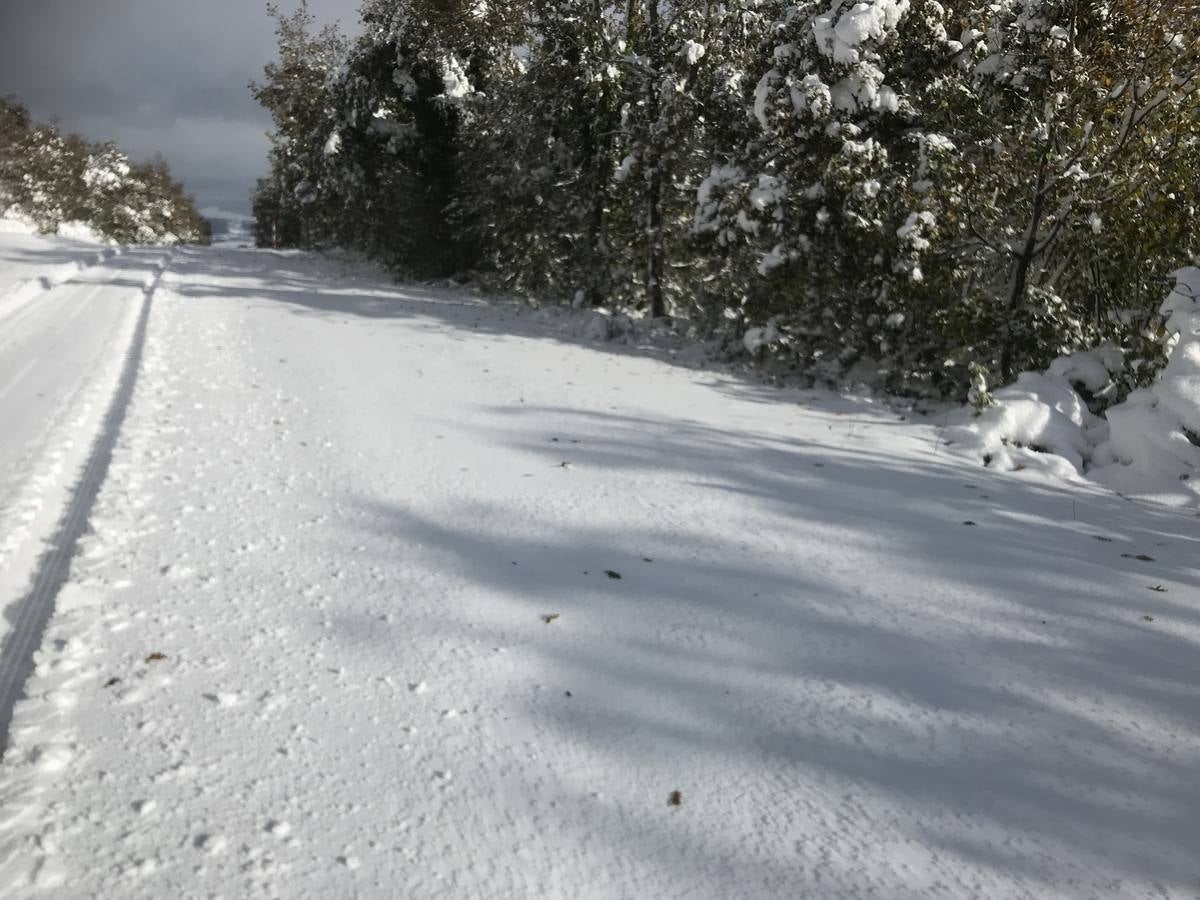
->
201, 208, 254, 244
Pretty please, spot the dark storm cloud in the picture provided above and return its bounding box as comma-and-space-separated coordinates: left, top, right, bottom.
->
0, 0, 360, 214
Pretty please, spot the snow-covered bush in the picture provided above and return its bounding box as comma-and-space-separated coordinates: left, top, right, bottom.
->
945, 348, 1121, 479
1090, 269, 1200, 500
948, 268, 1200, 504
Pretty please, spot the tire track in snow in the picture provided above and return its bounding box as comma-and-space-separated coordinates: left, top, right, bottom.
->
0, 251, 172, 750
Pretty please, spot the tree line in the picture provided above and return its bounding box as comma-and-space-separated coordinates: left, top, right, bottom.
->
0, 96, 208, 245
251, 0, 1200, 401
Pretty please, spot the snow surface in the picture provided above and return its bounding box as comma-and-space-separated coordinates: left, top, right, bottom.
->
0, 243, 1198, 898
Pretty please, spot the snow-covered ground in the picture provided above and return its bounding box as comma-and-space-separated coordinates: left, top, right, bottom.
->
0, 241, 1197, 898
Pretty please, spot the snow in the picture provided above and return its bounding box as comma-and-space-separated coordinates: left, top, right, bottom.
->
896, 210, 936, 250
742, 320, 781, 353
813, 0, 911, 64
54, 221, 111, 244
693, 164, 742, 235
440, 55, 472, 100
323, 129, 342, 156
0, 215, 37, 235
0, 212, 110, 245
0, 242, 1198, 897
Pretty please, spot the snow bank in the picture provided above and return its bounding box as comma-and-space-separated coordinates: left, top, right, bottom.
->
945, 268, 1200, 505
0, 214, 37, 235
0, 212, 110, 244
55, 220, 111, 244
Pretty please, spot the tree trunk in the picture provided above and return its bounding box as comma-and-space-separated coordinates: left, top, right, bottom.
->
644, 0, 666, 318
583, 0, 612, 307
1000, 151, 1050, 380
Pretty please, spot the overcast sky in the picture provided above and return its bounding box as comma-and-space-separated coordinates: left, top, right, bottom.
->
0, 0, 359, 217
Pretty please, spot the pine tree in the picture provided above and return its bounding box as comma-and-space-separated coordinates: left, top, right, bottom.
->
251, 1, 347, 250
703, 0, 958, 389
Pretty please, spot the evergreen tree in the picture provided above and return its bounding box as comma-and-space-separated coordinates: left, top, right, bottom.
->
246, 0, 1200, 401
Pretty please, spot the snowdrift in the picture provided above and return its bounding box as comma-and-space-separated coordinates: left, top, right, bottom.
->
946, 268, 1200, 506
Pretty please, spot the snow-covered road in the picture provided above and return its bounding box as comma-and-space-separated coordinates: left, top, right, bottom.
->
0, 244, 1197, 898
0, 234, 135, 511
0, 237, 171, 727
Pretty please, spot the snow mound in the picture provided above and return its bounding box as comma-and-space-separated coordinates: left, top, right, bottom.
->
946, 268, 1200, 505
945, 355, 1117, 480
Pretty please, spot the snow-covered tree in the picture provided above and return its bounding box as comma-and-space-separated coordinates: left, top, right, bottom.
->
0, 96, 206, 243
941, 0, 1200, 386
245, 0, 1200, 402
698, 0, 958, 389
250, 2, 347, 249
458, 0, 623, 304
